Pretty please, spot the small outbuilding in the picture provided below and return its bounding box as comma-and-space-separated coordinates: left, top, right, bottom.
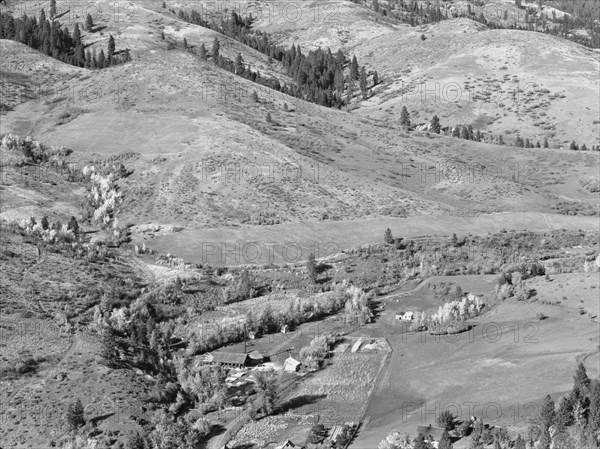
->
248, 350, 265, 365
274, 440, 296, 449
283, 356, 301, 373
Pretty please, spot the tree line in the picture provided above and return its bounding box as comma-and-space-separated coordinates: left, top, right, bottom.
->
171, 7, 377, 108
0, 9, 131, 69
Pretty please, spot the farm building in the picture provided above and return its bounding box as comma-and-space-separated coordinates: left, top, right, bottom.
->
274, 440, 297, 449
281, 324, 289, 333
248, 331, 257, 339
283, 356, 301, 372
205, 352, 250, 368
416, 425, 445, 448
395, 311, 414, 321
248, 350, 265, 365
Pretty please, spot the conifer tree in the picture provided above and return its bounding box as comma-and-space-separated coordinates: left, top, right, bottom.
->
85, 13, 94, 32
400, 106, 411, 128
431, 115, 441, 133
50, 0, 57, 18
359, 66, 368, 99
108, 34, 116, 61
66, 399, 85, 430
350, 54, 359, 80
212, 37, 220, 60
306, 253, 317, 283
384, 228, 393, 244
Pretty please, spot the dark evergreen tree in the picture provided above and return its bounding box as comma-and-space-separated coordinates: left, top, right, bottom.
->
556, 395, 575, 430
50, 0, 57, 18
372, 70, 378, 86
235, 52, 244, 75
540, 394, 556, 428
431, 115, 441, 133
85, 13, 94, 32
212, 37, 220, 60
306, 253, 317, 283
359, 66, 368, 99
350, 54, 359, 80
384, 228, 393, 244
97, 49, 106, 68
108, 34, 116, 61
41, 216, 49, 230
543, 137, 549, 148
66, 399, 85, 430
199, 42, 207, 59
400, 106, 411, 128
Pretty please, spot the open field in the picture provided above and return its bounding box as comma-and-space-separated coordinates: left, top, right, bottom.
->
350, 272, 600, 448
144, 212, 600, 265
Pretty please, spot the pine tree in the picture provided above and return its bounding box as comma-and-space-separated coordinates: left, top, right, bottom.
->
85, 13, 94, 32
49, 0, 57, 18
212, 37, 220, 60
306, 253, 317, 283
373, 70, 379, 86
108, 34, 116, 61
384, 228, 393, 244
543, 137, 549, 148
573, 362, 590, 398
66, 398, 85, 430
98, 49, 106, 68
359, 66, 368, 99
183, 37, 188, 48
160, 30, 165, 40
235, 53, 244, 75
431, 115, 441, 133
400, 106, 411, 128
540, 394, 556, 428
73, 23, 81, 46
67, 216, 79, 235
570, 140, 578, 151
556, 395, 574, 430
266, 112, 272, 123
350, 54, 359, 80
199, 42, 207, 59
41, 216, 49, 230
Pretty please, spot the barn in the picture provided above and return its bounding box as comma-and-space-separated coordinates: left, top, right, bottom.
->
206, 352, 250, 368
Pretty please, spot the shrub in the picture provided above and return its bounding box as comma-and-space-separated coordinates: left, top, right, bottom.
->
66, 399, 86, 431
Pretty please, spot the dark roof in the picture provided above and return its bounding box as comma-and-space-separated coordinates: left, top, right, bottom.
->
211, 352, 250, 365
416, 425, 445, 441
249, 350, 264, 360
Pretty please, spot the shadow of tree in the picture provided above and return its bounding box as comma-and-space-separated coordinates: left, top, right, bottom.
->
277, 394, 327, 414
